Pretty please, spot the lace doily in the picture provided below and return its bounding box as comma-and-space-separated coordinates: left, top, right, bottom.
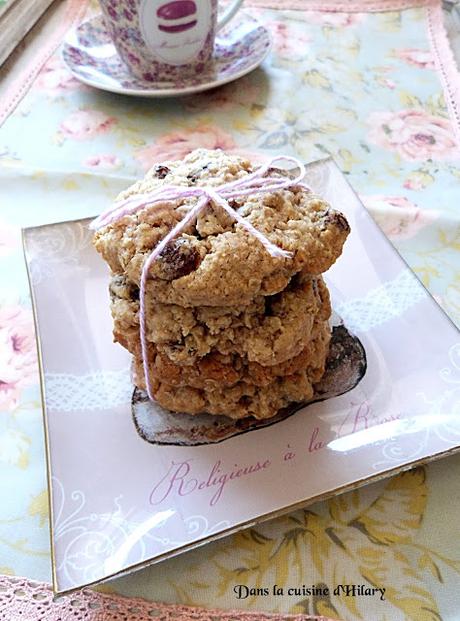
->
0, 575, 339, 621
44, 368, 132, 411
335, 269, 427, 332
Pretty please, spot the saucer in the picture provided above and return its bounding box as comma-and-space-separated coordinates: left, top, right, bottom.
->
132, 324, 367, 446
62, 13, 271, 97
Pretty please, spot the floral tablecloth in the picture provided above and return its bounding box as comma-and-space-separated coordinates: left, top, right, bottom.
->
1, 0, 460, 619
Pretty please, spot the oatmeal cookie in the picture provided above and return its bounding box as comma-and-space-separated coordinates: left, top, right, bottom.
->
109, 271, 331, 366
93, 149, 350, 307
132, 319, 331, 392
134, 365, 319, 420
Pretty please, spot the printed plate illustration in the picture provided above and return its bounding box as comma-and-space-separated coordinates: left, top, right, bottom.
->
132, 322, 367, 446
23, 158, 460, 596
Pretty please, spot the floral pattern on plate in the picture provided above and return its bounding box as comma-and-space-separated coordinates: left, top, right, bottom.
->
61, 13, 271, 97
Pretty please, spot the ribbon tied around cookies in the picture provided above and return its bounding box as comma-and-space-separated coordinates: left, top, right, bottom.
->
90, 155, 311, 401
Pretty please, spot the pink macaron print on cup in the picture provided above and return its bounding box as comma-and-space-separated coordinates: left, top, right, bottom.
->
98, 0, 243, 81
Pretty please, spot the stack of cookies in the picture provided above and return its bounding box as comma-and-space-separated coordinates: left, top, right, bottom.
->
93, 149, 350, 420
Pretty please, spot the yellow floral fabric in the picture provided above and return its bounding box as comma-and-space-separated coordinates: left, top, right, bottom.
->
102, 460, 460, 620
0, 0, 460, 619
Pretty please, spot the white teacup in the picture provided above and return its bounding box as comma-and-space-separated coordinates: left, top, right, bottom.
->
99, 0, 243, 81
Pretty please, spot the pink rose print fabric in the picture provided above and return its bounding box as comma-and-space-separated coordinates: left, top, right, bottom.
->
35, 57, 82, 94
135, 124, 270, 170
367, 110, 459, 161
0, 305, 38, 411
183, 78, 263, 111
269, 21, 311, 57
361, 194, 438, 240
403, 170, 435, 190
395, 48, 436, 69
304, 10, 366, 27
83, 154, 123, 169
135, 125, 237, 169
59, 110, 117, 141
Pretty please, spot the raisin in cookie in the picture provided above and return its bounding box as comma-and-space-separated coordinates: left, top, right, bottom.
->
93, 149, 350, 307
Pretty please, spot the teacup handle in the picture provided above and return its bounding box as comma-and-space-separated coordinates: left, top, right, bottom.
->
217, 0, 243, 30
